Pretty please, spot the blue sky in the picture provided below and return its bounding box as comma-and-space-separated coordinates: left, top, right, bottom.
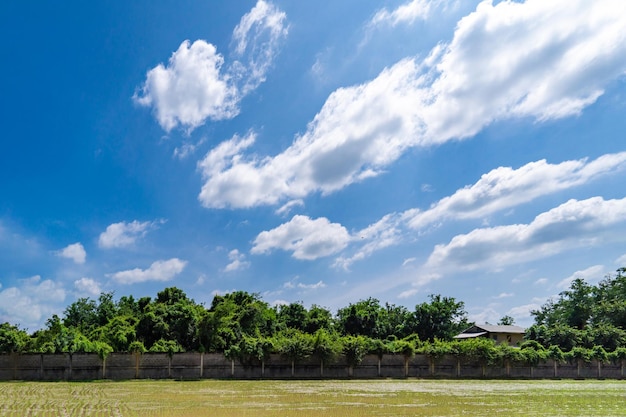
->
2, 0, 626, 331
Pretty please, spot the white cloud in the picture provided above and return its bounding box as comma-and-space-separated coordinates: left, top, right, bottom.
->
403, 152, 626, 230
231, 0, 288, 94
556, 264, 606, 290
251, 215, 350, 260
173, 137, 207, 160
337, 152, 626, 268
74, 277, 102, 297
135, 1, 287, 132
134, 40, 238, 131
426, 197, 626, 272
57, 242, 86, 264
494, 292, 514, 299
615, 254, 626, 267
98, 220, 161, 249
275, 199, 304, 216
402, 257, 417, 267
198, 0, 626, 208
468, 307, 500, 326
398, 288, 419, 299
224, 249, 250, 272
109, 258, 187, 284
334, 214, 403, 270
0, 276, 66, 330
370, 0, 437, 27
507, 303, 540, 321
297, 280, 326, 290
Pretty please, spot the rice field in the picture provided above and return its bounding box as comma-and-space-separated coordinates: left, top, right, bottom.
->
0, 379, 625, 416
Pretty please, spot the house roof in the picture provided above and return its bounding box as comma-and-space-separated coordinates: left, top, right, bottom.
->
473, 324, 526, 334
454, 331, 487, 339
455, 324, 526, 337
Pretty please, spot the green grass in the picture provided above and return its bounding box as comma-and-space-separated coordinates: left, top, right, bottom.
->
0, 379, 625, 416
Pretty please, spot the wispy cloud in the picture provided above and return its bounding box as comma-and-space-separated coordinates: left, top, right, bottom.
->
369, 0, 438, 27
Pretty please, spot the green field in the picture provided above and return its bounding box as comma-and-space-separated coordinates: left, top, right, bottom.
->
0, 379, 625, 416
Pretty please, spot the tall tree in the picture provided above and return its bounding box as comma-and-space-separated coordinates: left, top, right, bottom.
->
412, 295, 468, 342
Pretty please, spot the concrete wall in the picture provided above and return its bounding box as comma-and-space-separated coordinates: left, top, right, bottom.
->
0, 353, 623, 380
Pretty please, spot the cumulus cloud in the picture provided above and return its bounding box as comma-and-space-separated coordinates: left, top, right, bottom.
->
426, 197, 626, 271
224, 249, 250, 272
0, 276, 66, 330
135, 0, 287, 132
134, 40, 238, 131
74, 277, 102, 297
251, 215, 350, 260
57, 242, 86, 264
98, 220, 161, 249
199, 0, 626, 208
109, 258, 187, 284
403, 152, 626, 230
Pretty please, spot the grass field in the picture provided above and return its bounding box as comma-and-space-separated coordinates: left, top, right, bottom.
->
0, 379, 625, 416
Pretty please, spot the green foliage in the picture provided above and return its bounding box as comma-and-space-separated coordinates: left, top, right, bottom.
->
128, 341, 147, 354
529, 269, 626, 352
0, 322, 30, 353
412, 295, 468, 342
312, 329, 341, 362
387, 338, 416, 358
456, 338, 498, 365
149, 339, 184, 356
608, 347, 626, 363
275, 330, 314, 363
92, 341, 114, 360
419, 338, 458, 360
342, 335, 369, 367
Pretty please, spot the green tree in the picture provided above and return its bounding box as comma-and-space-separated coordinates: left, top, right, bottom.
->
0, 322, 30, 353
304, 305, 334, 334
63, 297, 98, 334
412, 295, 468, 342
498, 315, 515, 326
336, 298, 383, 338
277, 302, 308, 332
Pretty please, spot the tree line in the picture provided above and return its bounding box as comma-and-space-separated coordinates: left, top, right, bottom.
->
1, 268, 626, 368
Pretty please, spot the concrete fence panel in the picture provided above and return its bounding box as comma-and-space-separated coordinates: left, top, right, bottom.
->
1, 353, 624, 381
